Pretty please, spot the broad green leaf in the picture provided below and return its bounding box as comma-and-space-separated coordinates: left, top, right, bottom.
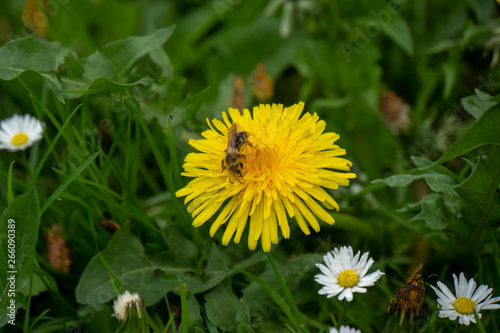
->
77, 304, 117, 333
410, 193, 451, 230
204, 281, 239, 331
371, 173, 459, 192
0, 190, 39, 328
461, 90, 498, 119
419, 106, 500, 169
454, 145, 500, 214
59, 26, 175, 98
233, 252, 267, 271
17, 273, 46, 297
62, 77, 154, 98
183, 244, 230, 295
382, 15, 414, 56
82, 26, 175, 82
235, 299, 255, 333
161, 225, 199, 266
143, 87, 209, 127
75, 228, 182, 306
187, 292, 202, 330
0, 37, 71, 103
410, 156, 464, 180
205, 243, 230, 274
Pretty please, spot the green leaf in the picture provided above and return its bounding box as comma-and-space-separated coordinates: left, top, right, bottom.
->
183, 244, 230, 294
75, 228, 182, 306
235, 299, 255, 333
461, 90, 498, 119
0, 37, 71, 103
204, 281, 239, 331
144, 86, 209, 128
77, 304, 117, 333
0, 190, 40, 328
371, 173, 459, 192
418, 106, 500, 169
187, 292, 202, 330
17, 272, 46, 297
83, 26, 175, 82
410, 193, 451, 230
453, 145, 500, 214
161, 225, 199, 266
59, 26, 175, 99
382, 15, 414, 56
62, 77, 154, 98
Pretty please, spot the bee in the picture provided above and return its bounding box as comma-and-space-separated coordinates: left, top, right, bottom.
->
221, 123, 250, 177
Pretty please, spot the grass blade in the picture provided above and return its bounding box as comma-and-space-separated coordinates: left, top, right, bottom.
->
178, 277, 189, 333
40, 150, 100, 215
28, 104, 82, 189
7, 160, 15, 204
234, 269, 301, 331
266, 252, 310, 333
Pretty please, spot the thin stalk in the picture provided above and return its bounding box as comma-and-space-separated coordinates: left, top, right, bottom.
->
266, 252, 310, 333
336, 300, 349, 327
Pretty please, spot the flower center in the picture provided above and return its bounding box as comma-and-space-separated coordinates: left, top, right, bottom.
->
11, 133, 28, 146
338, 270, 359, 288
244, 144, 279, 179
454, 297, 475, 314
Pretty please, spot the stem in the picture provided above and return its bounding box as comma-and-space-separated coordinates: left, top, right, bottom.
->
266, 252, 310, 333
383, 313, 396, 333
473, 309, 487, 333
452, 322, 461, 333
337, 300, 349, 327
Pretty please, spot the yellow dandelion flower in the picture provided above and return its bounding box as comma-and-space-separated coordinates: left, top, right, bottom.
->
176, 102, 356, 252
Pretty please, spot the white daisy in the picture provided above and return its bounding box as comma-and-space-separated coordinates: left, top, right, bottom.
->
330, 325, 361, 333
113, 290, 143, 321
0, 114, 43, 151
315, 246, 385, 302
430, 272, 500, 326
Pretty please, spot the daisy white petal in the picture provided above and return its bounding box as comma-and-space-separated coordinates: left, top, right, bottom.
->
315, 246, 384, 302
329, 325, 361, 333
432, 272, 500, 326
0, 114, 43, 151
471, 285, 490, 303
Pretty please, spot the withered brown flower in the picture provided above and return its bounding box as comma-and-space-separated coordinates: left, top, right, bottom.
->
44, 225, 71, 273
387, 263, 428, 325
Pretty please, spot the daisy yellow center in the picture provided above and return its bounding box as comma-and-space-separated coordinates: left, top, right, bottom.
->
11, 133, 28, 146
454, 297, 475, 315
338, 270, 359, 288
